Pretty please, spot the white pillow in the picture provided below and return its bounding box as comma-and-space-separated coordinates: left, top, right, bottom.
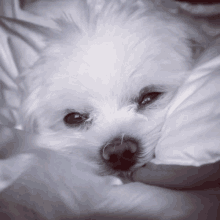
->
154, 37, 220, 166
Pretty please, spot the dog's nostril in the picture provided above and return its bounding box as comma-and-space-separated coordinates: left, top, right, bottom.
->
108, 150, 134, 163
102, 140, 137, 161
109, 154, 118, 163
122, 150, 134, 159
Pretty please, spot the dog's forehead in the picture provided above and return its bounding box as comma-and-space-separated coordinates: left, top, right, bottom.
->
49, 38, 187, 98
43, 16, 190, 105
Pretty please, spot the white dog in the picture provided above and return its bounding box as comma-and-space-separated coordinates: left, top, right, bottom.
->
18, 0, 208, 178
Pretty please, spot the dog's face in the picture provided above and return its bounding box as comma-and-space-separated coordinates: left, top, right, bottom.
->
19, 0, 206, 176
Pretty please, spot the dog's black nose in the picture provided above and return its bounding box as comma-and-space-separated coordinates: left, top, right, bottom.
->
101, 137, 139, 171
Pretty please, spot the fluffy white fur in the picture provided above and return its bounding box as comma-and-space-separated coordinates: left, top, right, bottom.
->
18, 0, 208, 176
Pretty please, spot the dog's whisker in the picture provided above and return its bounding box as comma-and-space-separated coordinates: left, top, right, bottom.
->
121, 133, 125, 145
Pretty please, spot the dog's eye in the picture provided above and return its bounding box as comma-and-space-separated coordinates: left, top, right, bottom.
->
63, 112, 88, 126
139, 92, 162, 106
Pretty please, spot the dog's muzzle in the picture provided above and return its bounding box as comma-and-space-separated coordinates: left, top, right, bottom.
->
101, 136, 139, 171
